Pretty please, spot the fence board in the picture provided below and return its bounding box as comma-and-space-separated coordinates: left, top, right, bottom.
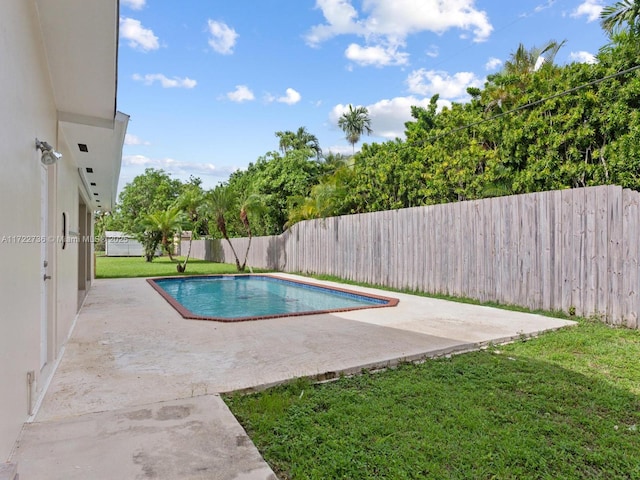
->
608, 186, 623, 324
560, 189, 574, 314
594, 186, 608, 318
584, 188, 597, 316
539, 192, 551, 310
622, 189, 639, 328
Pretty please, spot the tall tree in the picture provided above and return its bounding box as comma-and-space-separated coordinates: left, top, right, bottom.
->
601, 0, 640, 33
207, 187, 245, 271
503, 40, 565, 75
174, 180, 206, 272
237, 193, 266, 271
117, 168, 183, 235
338, 104, 373, 154
225, 149, 323, 234
275, 127, 322, 159
485, 40, 565, 112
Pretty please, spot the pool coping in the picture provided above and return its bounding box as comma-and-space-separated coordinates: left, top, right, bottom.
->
146, 274, 400, 322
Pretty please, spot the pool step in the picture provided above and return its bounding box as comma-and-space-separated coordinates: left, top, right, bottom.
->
0, 463, 18, 480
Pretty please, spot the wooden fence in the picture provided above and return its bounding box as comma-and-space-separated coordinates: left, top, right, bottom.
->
184, 185, 640, 328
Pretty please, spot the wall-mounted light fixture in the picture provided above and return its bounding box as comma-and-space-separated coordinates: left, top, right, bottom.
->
35, 138, 62, 165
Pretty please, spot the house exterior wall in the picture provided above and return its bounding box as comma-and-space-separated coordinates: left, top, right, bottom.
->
55, 157, 81, 338
0, 0, 93, 460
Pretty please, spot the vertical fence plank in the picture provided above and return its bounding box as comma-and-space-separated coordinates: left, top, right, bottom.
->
572, 188, 586, 316
560, 189, 574, 314
521, 193, 536, 309
424, 206, 432, 292
453, 201, 463, 297
594, 186, 608, 318
447, 202, 456, 296
492, 197, 503, 304
584, 187, 598, 317
460, 201, 471, 298
499, 196, 511, 305
608, 186, 623, 324
478, 200, 487, 301
539, 192, 552, 311
622, 189, 639, 328
434, 203, 441, 294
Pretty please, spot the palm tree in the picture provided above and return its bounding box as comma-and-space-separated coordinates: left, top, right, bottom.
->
285, 162, 354, 228
275, 130, 296, 154
601, 0, 640, 33
338, 105, 373, 154
485, 40, 565, 112
208, 188, 265, 272
142, 206, 185, 261
503, 40, 566, 75
208, 187, 243, 271
275, 127, 322, 159
174, 186, 205, 272
237, 193, 266, 271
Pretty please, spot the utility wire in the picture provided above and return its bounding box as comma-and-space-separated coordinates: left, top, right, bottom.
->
410, 63, 640, 147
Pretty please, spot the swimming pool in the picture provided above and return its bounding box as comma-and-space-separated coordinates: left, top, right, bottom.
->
147, 275, 398, 322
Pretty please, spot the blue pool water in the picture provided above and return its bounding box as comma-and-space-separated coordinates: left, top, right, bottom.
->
150, 275, 394, 321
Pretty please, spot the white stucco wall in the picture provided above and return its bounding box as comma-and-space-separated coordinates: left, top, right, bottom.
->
0, 0, 89, 459
55, 149, 81, 347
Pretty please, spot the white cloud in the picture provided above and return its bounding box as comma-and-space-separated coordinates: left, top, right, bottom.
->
406, 69, 484, 102
329, 96, 451, 142
207, 20, 238, 54
571, 0, 603, 22
306, 0, 362, 45
121, 0, 145, 10
345, 43, 409, 67
485, 57, 503, 71
132, 73, 197, 88
366, 97, 449, 139
324, 145, 356, 156
124, 134, 150, 146
122, 155, 235, 179
534, 0, 555, 13
227, 85, 255, 102
276, 88, 302, 105
120, 17, 159, 52
306, 0, 493, 58
426, 45, 439, 58
570, 51, 597, 64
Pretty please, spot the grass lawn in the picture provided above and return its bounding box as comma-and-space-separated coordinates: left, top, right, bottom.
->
95, 255, 258, 278
225, 318, 640, 479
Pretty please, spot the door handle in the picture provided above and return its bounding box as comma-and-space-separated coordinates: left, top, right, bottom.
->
44, 274, 52, 281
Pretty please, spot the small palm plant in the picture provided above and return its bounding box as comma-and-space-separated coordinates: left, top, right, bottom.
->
141, 206, 185, 261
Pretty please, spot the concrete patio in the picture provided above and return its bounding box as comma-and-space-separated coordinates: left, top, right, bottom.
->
11, 274, 575, 479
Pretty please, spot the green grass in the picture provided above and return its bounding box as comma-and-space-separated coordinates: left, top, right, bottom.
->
95, 255, 260, 278
225, 318, 640, 479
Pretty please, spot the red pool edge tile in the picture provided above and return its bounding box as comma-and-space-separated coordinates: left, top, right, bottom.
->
146, 274, 400, 323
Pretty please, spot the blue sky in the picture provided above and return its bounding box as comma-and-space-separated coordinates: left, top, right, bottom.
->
117, 0, 610, 193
